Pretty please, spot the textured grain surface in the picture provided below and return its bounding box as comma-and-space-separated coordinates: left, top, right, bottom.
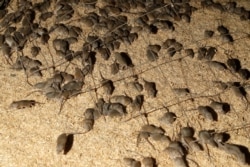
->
0, 0, 250, 167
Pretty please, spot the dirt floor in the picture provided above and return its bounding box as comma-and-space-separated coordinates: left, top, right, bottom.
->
0, 0, 250, 167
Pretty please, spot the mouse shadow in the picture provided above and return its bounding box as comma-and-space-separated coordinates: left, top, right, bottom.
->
64, 134, 74, 155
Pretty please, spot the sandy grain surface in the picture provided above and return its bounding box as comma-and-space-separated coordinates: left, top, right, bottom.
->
0, 0, 250, 167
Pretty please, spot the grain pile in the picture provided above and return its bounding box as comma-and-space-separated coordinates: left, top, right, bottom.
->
0, 0, 250, 167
